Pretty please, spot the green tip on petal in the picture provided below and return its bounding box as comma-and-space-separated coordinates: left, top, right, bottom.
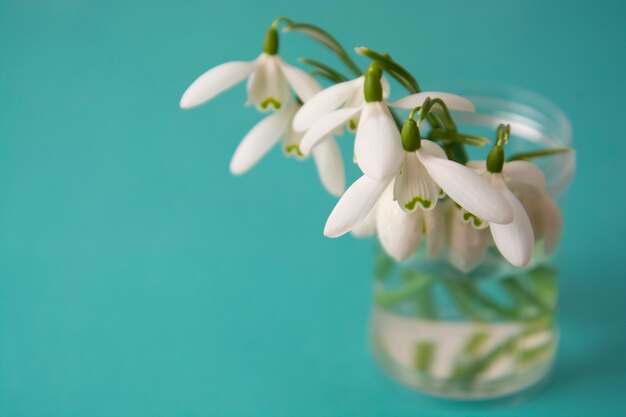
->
405, 197, 432, 211
463, 211, 484, 228
260, 97, 281, 110
284, 144, 304, 158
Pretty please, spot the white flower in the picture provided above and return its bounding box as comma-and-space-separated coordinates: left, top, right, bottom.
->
324, 140, 514, 243
447, 205, 491, 273
519, 192, 561, 255
295, 88, 477, 181
291, 75, 390, 132
349, 181, 446, 261
229, 102, 345, 196
180, 53, 319, 111
464, 160, 545, 267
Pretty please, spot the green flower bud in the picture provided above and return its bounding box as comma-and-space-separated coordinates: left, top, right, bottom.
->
401, 119, 421, 152
263, 27, 279, 55
364, 62, 383, 102
487, 146, 504, 173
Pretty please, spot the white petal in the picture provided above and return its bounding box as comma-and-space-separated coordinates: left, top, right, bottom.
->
522, 192, 561, 255
351, 206, 377, 238
447, 208, 489, 273
390, 91, 476, 113
246, 54, 291, 111
503, 160, 547, 195
180, 60, 258, 109
324, 176, 390, 238
300, 107, 362, 155
281, 103, 306, 159
282, 127, 306, 159
466, 160, 487, 176
375, 187, 423, 261
229, 105, 295, 175
460, 208, 490, 229
354, 102, 404, 181
292, 78, 361, 131
538, 193, 562, 255
420, 139, 448, 159
312, 136, 345, 197
489, 174, 535, 267
279, 60, 322, 102
424, 204, 446, 258
381, 76, 391, 99
343, 77, 366, 109
393, 152, 441, 211
417, 144, 514, 225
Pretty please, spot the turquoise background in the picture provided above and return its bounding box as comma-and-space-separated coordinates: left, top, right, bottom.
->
1, 0, 625, 416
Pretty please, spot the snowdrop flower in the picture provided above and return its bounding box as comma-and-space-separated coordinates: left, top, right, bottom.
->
292, 72, 390, 133
324, 136, 514, 244
447, 205, 491, 272
493, 157, 561, 256
463, 135, 543, 267
350, 181, 446, 261
230, 100, 345, 197
519, 191, 562, 255
180, 25, 319, 111
295, 62, 478, 181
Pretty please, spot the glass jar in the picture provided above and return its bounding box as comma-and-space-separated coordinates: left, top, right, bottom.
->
370, 83, 574, 400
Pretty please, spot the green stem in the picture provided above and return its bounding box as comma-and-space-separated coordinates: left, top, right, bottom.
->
283, 22, 361, 76
452, 319, 554, 381
374, 273, 433, 307
355, 47, 420, 93
501, 276, 552, 317
309, 69, 345, 84
299, 58, 348, 81
441, 280, 488, 322
507, 147, 572, 162
428, 129, 490, 147
414, 341, 436, 373
462, 331, 490, 356
415, 284, 438, 319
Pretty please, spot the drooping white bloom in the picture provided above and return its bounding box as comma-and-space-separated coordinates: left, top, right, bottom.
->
447, 205, 491, 273
519, 192, 562, 255
291, 75, 390, 132
348, 181, 446, 261
464, 160, 545, 267
229, 101, 345, 196
324, 140, 514, 245
296, 89, 477, 181
180, 53, 319, 112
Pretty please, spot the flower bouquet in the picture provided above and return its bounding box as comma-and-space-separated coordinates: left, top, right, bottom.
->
179, 18, 575, 400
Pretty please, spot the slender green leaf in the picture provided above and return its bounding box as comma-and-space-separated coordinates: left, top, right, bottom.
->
414, 341, 436, 373
355, 47, 420, 93
309, 69, 344, 84
283, 22, 361, 76
429, 129, 491, 147
299, 58, 348, 82
507, 147, 572, 161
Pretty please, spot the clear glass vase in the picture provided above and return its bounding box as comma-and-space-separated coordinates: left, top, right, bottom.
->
370, 83, 574, 400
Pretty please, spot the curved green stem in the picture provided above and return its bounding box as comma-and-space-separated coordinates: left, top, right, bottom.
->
355, 47, 420, 93
283, 22, 361, 76
507, 147, 572, 162
299, 58, 348, 81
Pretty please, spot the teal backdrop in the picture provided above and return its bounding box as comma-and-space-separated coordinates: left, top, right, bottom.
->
1, 1, 625, 416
